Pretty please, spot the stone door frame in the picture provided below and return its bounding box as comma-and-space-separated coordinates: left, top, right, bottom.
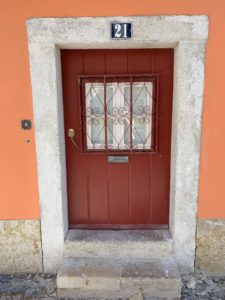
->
26, 16, 208, 273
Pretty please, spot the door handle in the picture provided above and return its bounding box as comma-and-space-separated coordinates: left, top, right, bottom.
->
67, 129, 78, 148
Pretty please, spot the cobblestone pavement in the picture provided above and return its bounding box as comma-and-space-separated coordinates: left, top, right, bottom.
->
182, 272, 225, 300
0, 272, 224, 299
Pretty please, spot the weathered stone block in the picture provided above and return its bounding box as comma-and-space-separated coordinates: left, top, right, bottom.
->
196, 219, 225, 275
57, 257, 121, 290
58, 287, 138, 299
0, 220, 42, 273
57, 257, 181, 299
121, 258, 181, 298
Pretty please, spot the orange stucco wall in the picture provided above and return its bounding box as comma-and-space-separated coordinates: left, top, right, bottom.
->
0, 0, 225, 220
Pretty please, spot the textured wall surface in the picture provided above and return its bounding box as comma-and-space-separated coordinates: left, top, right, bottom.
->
196, 219, 225, 275
0, 220, 42, 273
0, 1, 225, 221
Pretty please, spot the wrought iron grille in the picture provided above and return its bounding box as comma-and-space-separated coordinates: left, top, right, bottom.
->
79, 75, 158, 153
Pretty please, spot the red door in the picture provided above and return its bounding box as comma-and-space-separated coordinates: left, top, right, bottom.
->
61, 49, 173, 229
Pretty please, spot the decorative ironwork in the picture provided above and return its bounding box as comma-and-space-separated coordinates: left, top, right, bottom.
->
80, 75, 158, 153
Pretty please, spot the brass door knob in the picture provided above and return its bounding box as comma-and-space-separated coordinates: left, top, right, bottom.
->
67, 128, 78, 148
68, 128, 75, 138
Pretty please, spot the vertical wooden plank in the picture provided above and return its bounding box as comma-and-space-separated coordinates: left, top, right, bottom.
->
106, 50, 129, 224
150, 49, 174, 224
108, 163, 129, 224
128, 50, 152, 224
149, 49, 153, 224
129, 155, 150, 224
88, 155, 108, 223
83, 50, 109, 223
128, 49, 151, 74
105, 50, 128, 74
83, 50, 106, 75
69, 152, 89, 223
61, 50, 89, 224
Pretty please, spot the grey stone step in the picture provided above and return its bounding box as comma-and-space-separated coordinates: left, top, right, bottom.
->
57, 256, 181, 299
64, 229, 172, 260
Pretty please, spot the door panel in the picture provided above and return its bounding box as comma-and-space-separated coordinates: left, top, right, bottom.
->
108, 163, 129, 224
150, 49, 173, 225
129, 155, 150, 224
89, 155, 108, 223
61, 49, 173, 229
128, 50, 151, 73
105, 51, 128, 74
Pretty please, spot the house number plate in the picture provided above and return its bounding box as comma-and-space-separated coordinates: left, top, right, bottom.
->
111, 23, 132, 39
108, 156, 129, 163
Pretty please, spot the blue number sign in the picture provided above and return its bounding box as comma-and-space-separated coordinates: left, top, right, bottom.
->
111, 23, 132, 39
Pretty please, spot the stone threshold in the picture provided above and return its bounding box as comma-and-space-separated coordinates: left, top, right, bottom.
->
64, 229, 173, 260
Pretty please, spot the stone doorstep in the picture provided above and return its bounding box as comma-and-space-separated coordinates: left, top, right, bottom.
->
64, 229, 172, 260
57, 257, 181, 299
58, 289, 180, 300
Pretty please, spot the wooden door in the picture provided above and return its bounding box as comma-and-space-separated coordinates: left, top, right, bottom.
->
61, 49, 173, 229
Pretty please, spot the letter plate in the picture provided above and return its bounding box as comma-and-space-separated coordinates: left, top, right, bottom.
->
108, 156, 129, 163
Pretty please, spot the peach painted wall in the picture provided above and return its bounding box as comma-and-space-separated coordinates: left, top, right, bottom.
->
0, 0, 225, 220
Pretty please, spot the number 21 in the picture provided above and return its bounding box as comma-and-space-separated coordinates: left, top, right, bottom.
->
115, 24, 128, 38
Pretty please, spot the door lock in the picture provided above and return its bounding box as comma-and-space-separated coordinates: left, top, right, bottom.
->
68, 128, 75, 138
67, 129, 78, 148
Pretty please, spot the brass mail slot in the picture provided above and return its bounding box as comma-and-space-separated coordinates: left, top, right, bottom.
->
108, 156, 129, 163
